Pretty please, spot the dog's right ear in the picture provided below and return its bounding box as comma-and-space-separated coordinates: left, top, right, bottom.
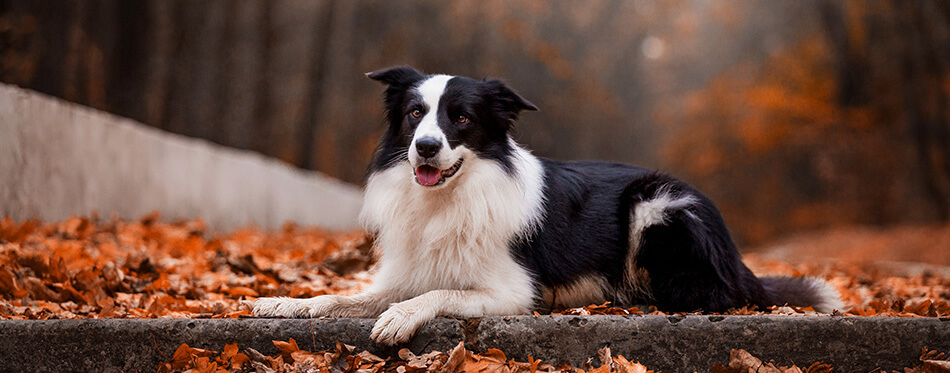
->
366, 66, 424, 87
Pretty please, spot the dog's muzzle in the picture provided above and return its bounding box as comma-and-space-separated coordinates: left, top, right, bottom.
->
414, 158, 463, 187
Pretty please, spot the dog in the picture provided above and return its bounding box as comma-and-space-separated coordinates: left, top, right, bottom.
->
252, 66, 844, 344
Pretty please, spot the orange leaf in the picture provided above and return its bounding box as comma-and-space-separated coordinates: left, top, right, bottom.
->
230, 353, 249, 369
169, 344, 193, 369
223, 286, 259, 297
0, 267, 27, 298
273, 338, 300, 363
483, 348, 507, 362
216, 343, 239, 365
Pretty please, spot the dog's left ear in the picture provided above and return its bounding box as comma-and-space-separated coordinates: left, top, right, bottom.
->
366, 66, 425, 87
480, 79, 539, 124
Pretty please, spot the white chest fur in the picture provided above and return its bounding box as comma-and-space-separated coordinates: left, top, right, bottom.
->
359, 143, 545, 302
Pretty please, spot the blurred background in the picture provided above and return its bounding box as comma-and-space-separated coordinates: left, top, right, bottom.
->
1, 0, 949, 252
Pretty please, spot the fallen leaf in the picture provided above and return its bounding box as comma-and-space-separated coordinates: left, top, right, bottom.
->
441, 342, 466, 373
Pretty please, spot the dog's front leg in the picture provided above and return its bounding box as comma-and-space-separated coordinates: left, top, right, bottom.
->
252, 291, 400, 318
370, 289, 527, 345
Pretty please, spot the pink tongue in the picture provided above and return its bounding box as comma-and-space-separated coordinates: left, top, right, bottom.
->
415, 165, 442, 186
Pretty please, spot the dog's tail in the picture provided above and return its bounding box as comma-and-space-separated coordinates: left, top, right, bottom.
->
758, 276, 844, 313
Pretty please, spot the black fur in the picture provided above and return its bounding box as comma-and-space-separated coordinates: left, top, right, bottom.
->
622, 173, 774, 311
368, 66, 538, 175
511, 162, 776, 312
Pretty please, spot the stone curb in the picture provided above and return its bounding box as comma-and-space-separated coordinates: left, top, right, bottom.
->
1, 315, 948, 372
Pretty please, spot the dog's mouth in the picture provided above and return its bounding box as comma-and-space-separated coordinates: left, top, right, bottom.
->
414, 158, 463, 187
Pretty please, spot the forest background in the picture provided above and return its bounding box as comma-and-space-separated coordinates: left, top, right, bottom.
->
2, 0, 949, 249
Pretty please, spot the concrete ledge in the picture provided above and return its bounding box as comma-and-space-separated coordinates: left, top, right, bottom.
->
0, 83, 362, 230
1, 316, 947, 372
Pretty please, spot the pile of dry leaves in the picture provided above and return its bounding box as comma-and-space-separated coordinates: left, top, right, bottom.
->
2, 214, 950, 372
161, 338, 950, 373
157, 340, 643, 373
0, 213, 373, 320
1, 213, 948, 319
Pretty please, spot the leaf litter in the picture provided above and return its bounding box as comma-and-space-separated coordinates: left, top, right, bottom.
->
1, 214, 949, 372
157, 339, 950, 373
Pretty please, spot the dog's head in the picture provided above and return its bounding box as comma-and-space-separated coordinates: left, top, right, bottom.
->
367, 66, 537, 188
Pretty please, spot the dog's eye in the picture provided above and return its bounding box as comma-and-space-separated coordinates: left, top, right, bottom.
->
410, 109, 422, 118
456, 115, 469, 124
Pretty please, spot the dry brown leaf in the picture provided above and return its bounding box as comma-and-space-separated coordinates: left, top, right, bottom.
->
803, 361, 832, 373
612, 355, 649, 373
0, 267, 27, 298
461, 348, 509, 373
922, 360, 950, 373
728, 349, 781, 373
441, 342, 466, 373
597, 347, 612, 370
273, 338, 300, 364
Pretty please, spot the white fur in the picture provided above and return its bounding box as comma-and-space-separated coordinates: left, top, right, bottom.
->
409, 75, 456, 168
623, 188, 698, 300
631, 189, 698, 236
509, 139, 547, 238
805, 278, 846, 313
255, 137, 547, 345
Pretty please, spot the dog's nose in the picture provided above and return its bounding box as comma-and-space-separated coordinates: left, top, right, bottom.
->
415, 137, 442, 159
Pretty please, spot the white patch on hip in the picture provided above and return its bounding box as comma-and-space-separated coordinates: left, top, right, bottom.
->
631, 188, 698, 235
623, 186, 699, 298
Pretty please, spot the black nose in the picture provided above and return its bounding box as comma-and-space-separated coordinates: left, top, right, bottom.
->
415, 137, 442, 158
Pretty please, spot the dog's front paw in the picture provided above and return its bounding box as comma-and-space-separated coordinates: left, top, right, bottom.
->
251, 297, 309, 318
252, 296, 342, 318
370, 301, 436, 345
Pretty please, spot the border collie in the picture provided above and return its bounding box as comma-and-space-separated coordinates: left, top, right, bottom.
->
253, 66, 843, 344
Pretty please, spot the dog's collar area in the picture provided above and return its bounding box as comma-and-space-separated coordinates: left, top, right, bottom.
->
414, 158, 464, 187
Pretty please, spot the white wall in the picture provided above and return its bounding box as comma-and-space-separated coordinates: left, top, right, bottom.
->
0, 84, 363, 230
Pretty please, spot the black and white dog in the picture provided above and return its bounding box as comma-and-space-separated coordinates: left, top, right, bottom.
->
253, 66, 843, 344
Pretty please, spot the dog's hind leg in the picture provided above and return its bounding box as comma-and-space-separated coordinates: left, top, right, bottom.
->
622, 174, 770, 313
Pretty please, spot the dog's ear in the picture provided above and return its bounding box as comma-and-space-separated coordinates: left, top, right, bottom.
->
480, 79, 539, 123
366, 66, 425, 87
367, 66, 425, 126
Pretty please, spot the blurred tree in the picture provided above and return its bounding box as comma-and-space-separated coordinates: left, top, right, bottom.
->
1, 0, 947, 246
661, 0, 950, 244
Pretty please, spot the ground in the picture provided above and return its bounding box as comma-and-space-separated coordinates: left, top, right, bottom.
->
1, 214, 948, 371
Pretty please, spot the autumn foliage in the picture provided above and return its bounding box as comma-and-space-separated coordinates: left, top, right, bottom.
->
1, 213, 949, 320
158, 338, 950, 373
1, 214, 950, 371
0, 213, 373, 320
157, 339, 656, 373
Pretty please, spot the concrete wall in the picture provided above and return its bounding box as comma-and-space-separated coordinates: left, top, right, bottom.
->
0, 83, 363, 230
